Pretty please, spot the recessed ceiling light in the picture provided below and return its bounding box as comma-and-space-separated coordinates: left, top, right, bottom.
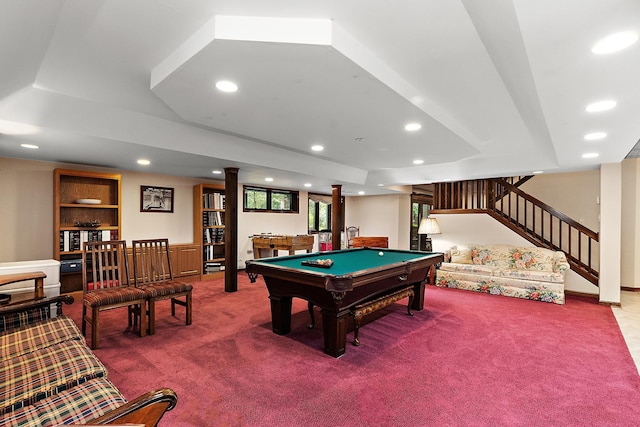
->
311, 145, 324, 152
215, 80, 238, 93
413, 159, 424, 165
584, 132, 607, 141
304, 183, 312, 187
592, 31, 639, 54
377, 184, 384, 187
358, 191, 365, 195
405, 123, 422, 131
212, 170, 222, 174
586, 100, 616, 112
532, 170, 544, 174
20, 144, 39, 149
265, 177, 274, 182
582, 152, 600, 159
137, 159, 151, 165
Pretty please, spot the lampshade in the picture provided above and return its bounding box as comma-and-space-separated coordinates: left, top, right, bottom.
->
417, 217, 441, 235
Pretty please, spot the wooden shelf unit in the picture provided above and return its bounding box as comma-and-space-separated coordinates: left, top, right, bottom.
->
54, 169, 122, 293
127, 243, 201, 283
193, 183, 226, 280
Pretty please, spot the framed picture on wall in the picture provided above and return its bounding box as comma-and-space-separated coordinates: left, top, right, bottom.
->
140, 185, 174, 213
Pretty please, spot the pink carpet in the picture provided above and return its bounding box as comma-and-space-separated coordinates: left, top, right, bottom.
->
65, 275, 640, 426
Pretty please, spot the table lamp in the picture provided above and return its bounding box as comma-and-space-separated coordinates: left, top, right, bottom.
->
417, 217, 441, 252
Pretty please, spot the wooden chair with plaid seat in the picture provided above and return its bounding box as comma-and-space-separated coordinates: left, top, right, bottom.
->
132, 238, 193, 335
82, 240, 147, 349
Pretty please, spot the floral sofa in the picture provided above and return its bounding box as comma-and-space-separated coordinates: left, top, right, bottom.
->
435, 244, 570, 304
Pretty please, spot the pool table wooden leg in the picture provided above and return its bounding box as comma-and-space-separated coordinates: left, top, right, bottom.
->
307, 301, 315, 329
410, 265, 435, 311
269, 295, 292, 335
321, 309, 350, 358
411, 281, 426, 311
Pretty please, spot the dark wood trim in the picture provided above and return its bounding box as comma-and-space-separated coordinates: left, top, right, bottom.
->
224, 168, 239, 293
331, 185, 342, 251
564, 290, 599, 300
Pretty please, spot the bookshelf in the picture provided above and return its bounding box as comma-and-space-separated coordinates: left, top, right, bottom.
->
53, 169, 122, 293
193, 183, 225, 280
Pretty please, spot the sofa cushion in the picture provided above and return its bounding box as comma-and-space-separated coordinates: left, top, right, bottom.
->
0, 316, 81, 362
470, 245, 558, 272
507, 247, 556, 271
470, 245, 509, 268
496, 268, 565, 284
0, 377, 126, 427
439, 263, 495, 275
435, 270, 565, 304
0, 307, 50, 334
450, 248, 473, 264
0, 339, 108, 415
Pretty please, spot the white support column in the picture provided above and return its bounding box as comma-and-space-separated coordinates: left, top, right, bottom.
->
599, 163, 622, 304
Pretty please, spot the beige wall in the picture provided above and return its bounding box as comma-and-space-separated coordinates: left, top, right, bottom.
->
237, 184, 311, 267
345, 194, 411, 250
521, 170, 600, 231
2, 156, 628, 298
599, 163, 622, 303
0, 157, 219, 262
621, 158, 640, 288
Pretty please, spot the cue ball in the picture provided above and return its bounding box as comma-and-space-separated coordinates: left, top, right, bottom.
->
378, 251, 384, 256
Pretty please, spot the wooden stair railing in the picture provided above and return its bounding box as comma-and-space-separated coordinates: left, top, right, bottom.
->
432, 178, 599, 286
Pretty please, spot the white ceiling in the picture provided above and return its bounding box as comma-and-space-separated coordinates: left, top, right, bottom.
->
1, 0, 639, 196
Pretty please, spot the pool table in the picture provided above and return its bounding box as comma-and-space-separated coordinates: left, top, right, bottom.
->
245, 247, 443, 357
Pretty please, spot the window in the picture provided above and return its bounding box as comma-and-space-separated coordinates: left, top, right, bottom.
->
411, 193, 432, 250
243, 186, 299, 213
308, 193, 343, 233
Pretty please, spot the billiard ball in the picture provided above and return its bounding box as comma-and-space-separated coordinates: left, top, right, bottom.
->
378, 251, 384, 256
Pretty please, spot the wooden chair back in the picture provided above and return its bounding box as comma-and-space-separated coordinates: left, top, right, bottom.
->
82, 240, 131, 291
352, 236, 389, 248
132, 238, 174, 286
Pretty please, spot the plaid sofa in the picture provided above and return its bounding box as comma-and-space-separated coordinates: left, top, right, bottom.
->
0, 315, 127, 426
435, 244, 569, 304
0, 273, 177, 426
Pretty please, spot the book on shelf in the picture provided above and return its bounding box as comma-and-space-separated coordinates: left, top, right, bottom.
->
204, 245, 225, 262
205, 262, 225, 273
59, 229, 119, 252
203, 228, 224, 244
202, 192, 226, 210
202, 211, 224, 226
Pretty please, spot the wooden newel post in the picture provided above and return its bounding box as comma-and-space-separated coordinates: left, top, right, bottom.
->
331, 185, 342, 251
224, 168, 239, 292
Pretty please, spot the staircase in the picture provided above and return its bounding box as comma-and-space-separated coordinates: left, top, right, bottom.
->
431, 177, 599, 286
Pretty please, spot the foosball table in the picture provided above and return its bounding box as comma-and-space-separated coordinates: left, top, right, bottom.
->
251, 234, 315, 259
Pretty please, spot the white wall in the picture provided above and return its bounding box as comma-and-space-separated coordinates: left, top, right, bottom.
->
430, 213, 597, 295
